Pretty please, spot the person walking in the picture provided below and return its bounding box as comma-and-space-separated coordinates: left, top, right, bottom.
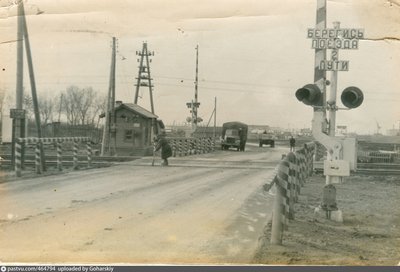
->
155, 133, 172, 166
289, 136, 296, 152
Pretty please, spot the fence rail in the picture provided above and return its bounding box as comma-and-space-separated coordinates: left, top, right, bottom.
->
15, 137, 93, 177
167, 137, 215, 157
357, 150, 400, 164
268, 142, 316, 245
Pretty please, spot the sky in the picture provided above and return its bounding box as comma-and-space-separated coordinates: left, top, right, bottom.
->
0, 0, 399, 134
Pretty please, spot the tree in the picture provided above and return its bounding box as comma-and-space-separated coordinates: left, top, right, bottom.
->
38, 95, 54, 125
62, 85, 81, 125
61, 85, 106, 126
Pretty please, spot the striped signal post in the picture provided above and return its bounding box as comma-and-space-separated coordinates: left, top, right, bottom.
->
314, 0, 327, 110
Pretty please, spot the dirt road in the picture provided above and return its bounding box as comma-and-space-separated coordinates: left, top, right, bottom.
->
0, 144, 283, 264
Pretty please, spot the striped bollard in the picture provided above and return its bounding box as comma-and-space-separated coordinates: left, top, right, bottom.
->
15, 139, 22, 177
198, 138, 203, 154
172, 139, 177, 157
287, 152, 299, 204
286, 153, 296, 218
35, 142, 42, 174
304, 145, 310, 179
87, 141, 92, 167
302, 151, 307, 184
309, 144, 315, 176
270, 159, 290, 245
57, 140, 63, 171
178, 139, 182, 157
277, 158, 292, 224
73, 140, 79, 170
297, 150, 305, 186
192, 139, 196, 155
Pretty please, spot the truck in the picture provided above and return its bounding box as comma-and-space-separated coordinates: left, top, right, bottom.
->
258, 130, 275, 147
221, 121, 248, 151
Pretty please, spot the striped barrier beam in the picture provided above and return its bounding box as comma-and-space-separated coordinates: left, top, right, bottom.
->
17, 137, 90, 144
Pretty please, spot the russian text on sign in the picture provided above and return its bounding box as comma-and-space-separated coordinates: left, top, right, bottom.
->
312, 39, 358, 50
307, 28, 364, 39
319, 60, 349, 71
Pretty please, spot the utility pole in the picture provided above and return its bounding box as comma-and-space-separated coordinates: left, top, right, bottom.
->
21, 0, 46, 171
11, 0, 45, 170
213, 97, 217, 139
101, 37, 117, 156
134, 42, 155, 113
11, 0, 25, 167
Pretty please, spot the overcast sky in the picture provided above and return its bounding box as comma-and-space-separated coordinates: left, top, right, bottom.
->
0, 0, 399, 134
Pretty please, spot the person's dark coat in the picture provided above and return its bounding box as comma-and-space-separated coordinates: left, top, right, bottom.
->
290, 137, 296, 147
155, 137, 172, 159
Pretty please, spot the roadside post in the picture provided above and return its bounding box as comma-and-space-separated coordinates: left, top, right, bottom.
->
296, 0, 365, 220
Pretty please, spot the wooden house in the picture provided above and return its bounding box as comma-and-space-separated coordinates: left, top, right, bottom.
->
113, 102, 158, 155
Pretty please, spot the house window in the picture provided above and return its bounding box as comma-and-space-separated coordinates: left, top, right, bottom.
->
124, 130, 133, 141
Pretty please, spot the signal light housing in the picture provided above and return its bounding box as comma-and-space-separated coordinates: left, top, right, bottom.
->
295, 84, 323, 106
341, 86, 363, 109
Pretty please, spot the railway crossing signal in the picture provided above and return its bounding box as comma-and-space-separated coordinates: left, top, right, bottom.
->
298, 0, 366, 220
295, 84, 323, 107
340, 86, 364, 109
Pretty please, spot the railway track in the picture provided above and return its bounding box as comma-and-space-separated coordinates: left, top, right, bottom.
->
314, 161, 400, 175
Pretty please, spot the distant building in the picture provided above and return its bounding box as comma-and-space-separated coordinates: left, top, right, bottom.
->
387, 129, 400, 136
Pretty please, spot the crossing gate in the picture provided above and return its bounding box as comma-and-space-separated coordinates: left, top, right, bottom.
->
15, 137, 92, 177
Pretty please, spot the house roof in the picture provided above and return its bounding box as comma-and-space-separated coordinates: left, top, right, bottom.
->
116, 103, 158, 119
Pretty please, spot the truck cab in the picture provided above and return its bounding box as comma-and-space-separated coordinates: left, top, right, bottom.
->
258, 130, 275, 147
221, 122, 248, 151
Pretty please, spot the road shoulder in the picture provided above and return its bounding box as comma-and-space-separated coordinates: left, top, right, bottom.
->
253, 174, 400, 265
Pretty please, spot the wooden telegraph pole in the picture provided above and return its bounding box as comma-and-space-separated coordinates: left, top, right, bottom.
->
11, 0, 45, 171
11, 0, 25, 168
101, 37, 117, 156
